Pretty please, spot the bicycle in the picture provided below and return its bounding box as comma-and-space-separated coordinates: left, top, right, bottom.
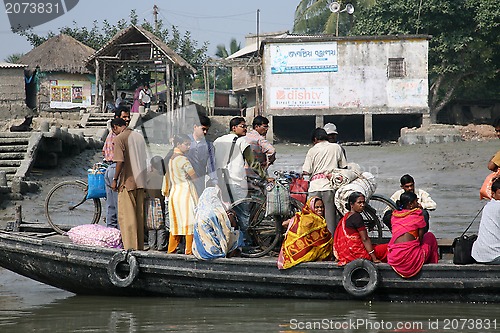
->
44, 164, 106, 235
279, 171, 397, 239
225, 175, 303, 258
226, 171, 397, 258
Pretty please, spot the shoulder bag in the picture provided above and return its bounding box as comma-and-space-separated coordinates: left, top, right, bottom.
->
217, 137, 237, 202
452, 207, 482, 265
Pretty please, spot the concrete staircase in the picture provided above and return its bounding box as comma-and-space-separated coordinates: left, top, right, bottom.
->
80, 113, 114, 128
0, 132, 42, 197
0, 133, 38, 181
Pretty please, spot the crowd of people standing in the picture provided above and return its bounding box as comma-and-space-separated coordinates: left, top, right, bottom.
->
100, 108, 445, 277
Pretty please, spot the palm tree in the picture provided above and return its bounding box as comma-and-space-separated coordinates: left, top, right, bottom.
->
215, 38, 241, 59
214, 38, 242, 90
4, 53, 24, 63
293, 0, 376, 35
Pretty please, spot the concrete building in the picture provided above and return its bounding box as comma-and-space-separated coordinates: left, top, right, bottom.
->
260, 34, 431, 142
0, 62, 30, 118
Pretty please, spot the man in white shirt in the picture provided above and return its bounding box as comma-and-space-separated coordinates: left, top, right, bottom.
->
302, 127, 347, 234
472, 179, 500, 264
139, 83, 152, 109
389, 174, 436, 232
214, 117, 267, 243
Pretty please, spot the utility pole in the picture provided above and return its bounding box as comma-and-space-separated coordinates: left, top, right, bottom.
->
153, 5, 159, 33
256, 9, 260, 115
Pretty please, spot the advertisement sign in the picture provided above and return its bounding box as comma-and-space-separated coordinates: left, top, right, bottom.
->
50, 80, 91, 108
270, 87, 329, 109
270, 42, 338, 74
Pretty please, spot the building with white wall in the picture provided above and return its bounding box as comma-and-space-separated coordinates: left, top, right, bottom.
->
260, 34, 430, 142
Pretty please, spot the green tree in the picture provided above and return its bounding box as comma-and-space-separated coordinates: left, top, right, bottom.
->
293, 0, 375, 35
352, 0, 500, 120
4, 53, 24, 63
215, 38, 241, 58
213, 38, 242, 90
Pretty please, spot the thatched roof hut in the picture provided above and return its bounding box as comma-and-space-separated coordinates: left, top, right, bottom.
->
87, 25, 195, 73
18, 34, 95, 74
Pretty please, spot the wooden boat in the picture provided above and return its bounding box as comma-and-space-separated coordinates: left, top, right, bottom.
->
0, 229, 499, 303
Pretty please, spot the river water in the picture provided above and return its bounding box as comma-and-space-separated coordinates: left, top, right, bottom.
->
1, 140, 500, 332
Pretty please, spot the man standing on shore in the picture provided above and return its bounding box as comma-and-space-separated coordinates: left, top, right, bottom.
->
245, 116, 276, 183
102, 106, 131, 229
187, 115, 217, 196
111, 121, 148, 250
302, 127, 347, 234
213, 117, 268, 241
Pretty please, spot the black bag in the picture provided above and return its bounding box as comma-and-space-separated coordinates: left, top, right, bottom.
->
451, 206, 484, 265
452, 234, 477, 265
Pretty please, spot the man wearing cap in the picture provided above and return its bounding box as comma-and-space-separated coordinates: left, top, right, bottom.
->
323, 123, 346, 159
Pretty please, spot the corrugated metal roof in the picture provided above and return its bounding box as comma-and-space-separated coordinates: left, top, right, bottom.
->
0, 62, 26, 69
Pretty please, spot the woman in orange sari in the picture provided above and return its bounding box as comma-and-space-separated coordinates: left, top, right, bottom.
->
277, 197, 333, 269
333, 192, 388, 266
388, 191, 439, 278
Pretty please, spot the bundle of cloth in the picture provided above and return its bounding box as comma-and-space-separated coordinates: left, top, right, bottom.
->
334, 171, 377, 216
329, 163, 362, 190
192, 187, 243, 260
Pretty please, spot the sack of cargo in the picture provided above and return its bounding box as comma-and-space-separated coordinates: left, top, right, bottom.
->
290, 177, 309, 205
67, 224, 123, 249
335, 172, 377, 216
266, 180, 290, 217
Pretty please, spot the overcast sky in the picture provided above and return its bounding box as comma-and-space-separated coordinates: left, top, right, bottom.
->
0, 0, 297, 61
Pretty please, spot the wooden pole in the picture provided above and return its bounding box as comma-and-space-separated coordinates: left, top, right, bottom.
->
102, 63, 107, 112
14, 205, 22, 231
171, 65, 175, 112
212, 66, 216, 116
94, 59, 100, 106
166, 63, 171, 113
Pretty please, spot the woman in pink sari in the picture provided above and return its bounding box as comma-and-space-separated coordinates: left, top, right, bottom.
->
130, 85, 142, 113
388, 191, 439, 278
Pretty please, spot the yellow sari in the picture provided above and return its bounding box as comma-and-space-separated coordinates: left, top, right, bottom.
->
277, 197, 333, 269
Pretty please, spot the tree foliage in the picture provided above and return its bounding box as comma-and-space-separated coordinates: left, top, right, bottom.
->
213, 38, 242, 90
4, 53, 24, 63
351, 0, 500, 119
17, 10, 208, 90
293, 0, 375, 35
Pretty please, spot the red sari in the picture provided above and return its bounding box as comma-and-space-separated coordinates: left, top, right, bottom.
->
388, 208, 439, 278
333, 212, 387, 266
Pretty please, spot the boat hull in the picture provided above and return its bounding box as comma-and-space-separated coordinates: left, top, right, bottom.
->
0, 231, 499, 302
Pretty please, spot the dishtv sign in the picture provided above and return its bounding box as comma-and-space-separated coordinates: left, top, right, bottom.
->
270, 87, 329, 109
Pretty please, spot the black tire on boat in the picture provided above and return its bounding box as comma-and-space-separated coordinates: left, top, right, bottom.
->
342, 259, 379, 298
107, 251, 139, 287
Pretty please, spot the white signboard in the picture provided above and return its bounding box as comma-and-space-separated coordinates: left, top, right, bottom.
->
270, 43, 338, 74
270, 87, 329, 109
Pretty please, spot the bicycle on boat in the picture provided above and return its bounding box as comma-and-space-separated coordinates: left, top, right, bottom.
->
44, 163, 106, 235
226, 170, 397, 258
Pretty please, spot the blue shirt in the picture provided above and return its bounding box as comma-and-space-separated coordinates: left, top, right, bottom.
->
187, 134, 217, 195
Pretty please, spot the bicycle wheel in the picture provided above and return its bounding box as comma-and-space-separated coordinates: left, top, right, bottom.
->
366, 194, 397, 238
227, 197, 282, 258
44, 180, 101, 235
361, 205, 383, 241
